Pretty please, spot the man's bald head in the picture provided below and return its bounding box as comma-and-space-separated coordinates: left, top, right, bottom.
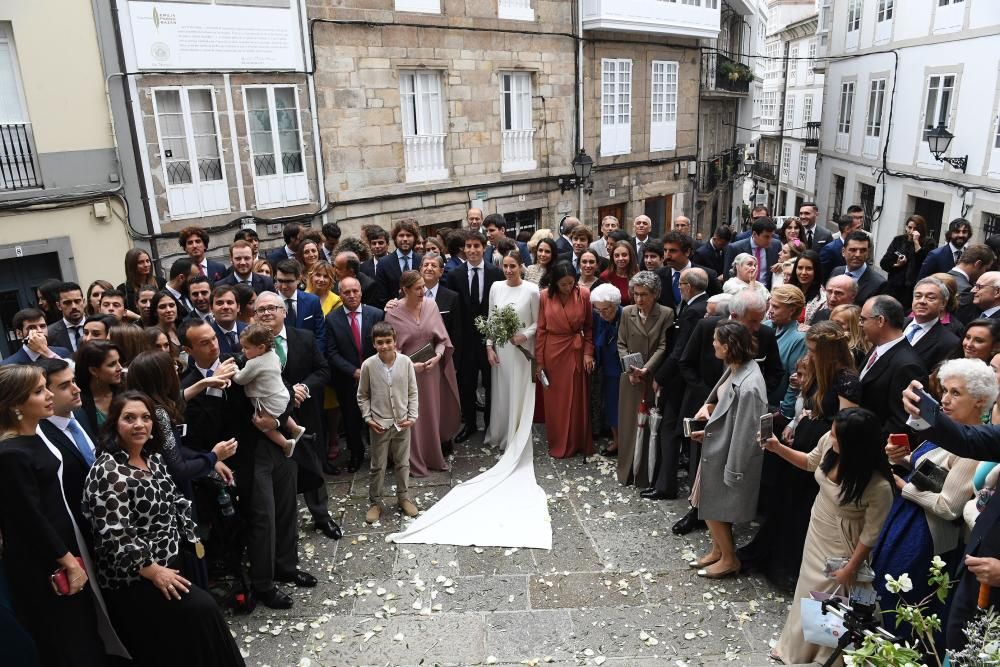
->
825, 275, 858, 308
467, 208, 484, 229
562, 217, 580, 235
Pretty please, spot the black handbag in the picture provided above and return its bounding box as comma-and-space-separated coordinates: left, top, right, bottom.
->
910, 457, 948, 494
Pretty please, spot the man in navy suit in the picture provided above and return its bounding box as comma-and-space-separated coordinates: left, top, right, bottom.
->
325, 276, 384, 473
266, 222, 305, 271
359, 226, 390, 278
918, 217, 973, 280
36, 358, 97, 529
692, 225, 733, 277
445, 231, 504, 442
46, 281, 87, 354
209, 285, 246, 354
723, 217, 782, 288
219, 240, 275, 294
819, 212, 863, 278
830, 230, 888, 306
274, 259, 325, 352
555, 216, 579, 257
374, 219, 422, 309
179, 225, 228, 284
483, 214, 532, 266
2, 308, 71, 365
655, 232, 722, 313
420, 255, 459, 346
905, 276, 961, 372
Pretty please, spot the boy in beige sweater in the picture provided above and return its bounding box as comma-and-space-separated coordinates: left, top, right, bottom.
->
357, 322, 419, 523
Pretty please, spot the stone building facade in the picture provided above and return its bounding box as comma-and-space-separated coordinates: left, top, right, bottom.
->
309, 0, 578, 240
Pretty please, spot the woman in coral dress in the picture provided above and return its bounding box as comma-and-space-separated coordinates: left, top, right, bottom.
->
536, 261, 595, 458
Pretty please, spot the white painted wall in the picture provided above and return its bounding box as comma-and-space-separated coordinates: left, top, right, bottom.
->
816, 0, 1000, 259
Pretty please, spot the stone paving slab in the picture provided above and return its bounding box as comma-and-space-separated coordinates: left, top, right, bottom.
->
234, 429, 785, 666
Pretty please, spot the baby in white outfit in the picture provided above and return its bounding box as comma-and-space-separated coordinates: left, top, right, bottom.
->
232, 323, 306, 456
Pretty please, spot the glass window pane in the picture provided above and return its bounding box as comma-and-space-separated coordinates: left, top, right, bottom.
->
187, 89, 214, 113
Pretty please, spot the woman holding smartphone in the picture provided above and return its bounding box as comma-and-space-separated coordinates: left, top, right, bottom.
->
764, 407, 894, 665
872, 358, 992, 642
880, 214, 933, 312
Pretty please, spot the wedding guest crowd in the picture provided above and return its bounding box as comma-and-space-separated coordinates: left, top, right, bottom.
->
3, 206, 1000, 666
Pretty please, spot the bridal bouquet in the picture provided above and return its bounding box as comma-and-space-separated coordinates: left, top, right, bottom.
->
474, 304, 523, 348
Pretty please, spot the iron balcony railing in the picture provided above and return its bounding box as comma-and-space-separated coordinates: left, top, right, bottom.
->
0, 123, 41, 191
701, 49, 752, 96
805, 121, 821, 149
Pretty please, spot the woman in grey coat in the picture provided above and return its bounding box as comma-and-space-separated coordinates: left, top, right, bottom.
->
689, 320, 768, 579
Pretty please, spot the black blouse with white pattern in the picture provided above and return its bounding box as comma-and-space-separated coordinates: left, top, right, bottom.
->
82, 448, 197, 589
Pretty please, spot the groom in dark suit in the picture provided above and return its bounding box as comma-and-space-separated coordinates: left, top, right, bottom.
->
445, 231, 503, 443
374, 219, 422, 310
325, 276, 384, 473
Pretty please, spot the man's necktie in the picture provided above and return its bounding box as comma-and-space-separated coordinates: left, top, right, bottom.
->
226, 331, 240, 351
954, 249, 961, 263
275, 336, 287, 368
285, 298, 297, 323
905, 322, 920, 344
862, 349, 879, 374
672, 271, 681, 303
66, 419, 95, 467
806, 228, 814, 249
470, 267, 481, 311
402, 255, 410, 272
70, 326, 81, 349
349, 311, 362, 357
637, 240, 645, 259
754, 245, 765, 282
425, 289, 434, 299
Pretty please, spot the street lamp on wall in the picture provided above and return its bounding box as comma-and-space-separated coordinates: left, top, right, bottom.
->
558, 149, 594, 194
926, 123, 968, 173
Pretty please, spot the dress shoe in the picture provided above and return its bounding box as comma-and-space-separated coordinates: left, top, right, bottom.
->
314, 518, 343, 540
696, 566, 740, 580
640, 488, 676, 500
398, 499, 419, 518
275, 570, 317, 588
454, 425, 477, 444
365, 504, 382, 524
256, 588, 293, 609
347, 457, 363, 473
671, 507, 706, 535
322, 461, 341, 475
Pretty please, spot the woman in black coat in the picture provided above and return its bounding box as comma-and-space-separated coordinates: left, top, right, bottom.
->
879, 214, 934, 312
0, 365, 108, 666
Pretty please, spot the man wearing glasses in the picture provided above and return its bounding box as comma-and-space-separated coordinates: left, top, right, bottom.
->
969, 271, 1000, 320
274, 259, 325, 352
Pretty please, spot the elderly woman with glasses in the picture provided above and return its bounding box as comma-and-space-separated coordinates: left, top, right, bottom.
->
616, 271, 673, 487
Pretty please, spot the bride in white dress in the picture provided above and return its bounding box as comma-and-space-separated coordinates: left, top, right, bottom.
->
388, 250, 552, 549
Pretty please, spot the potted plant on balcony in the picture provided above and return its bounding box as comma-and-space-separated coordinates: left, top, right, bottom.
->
719, 60, 753, 83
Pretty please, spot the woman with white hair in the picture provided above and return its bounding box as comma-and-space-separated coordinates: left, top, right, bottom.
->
873, 357, 995, 640
723, 252, 770, 301
616, 271, 673, 487
590, 283, 624, 457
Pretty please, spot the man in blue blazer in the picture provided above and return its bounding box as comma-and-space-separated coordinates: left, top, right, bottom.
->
325, 276, 384, 473
274, 259, 325, 352
829, 230, 888, 306
219, 240, 275, 294
266, 222, 305, 271
722, 217, 782, 288
179, 225, 228, 284
819, 213, 862, 278
1, 308, 71, 365
374, 219, 422, 309
917, 217, 973, 280
483, 214, 532, 266
209, 285, 247, 355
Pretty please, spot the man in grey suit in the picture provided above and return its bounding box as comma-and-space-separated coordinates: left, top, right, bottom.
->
829, 230, 887, 306
722, 217, 782, 288
46, 282, 87, 353
950, 244, 995, 323
967, 271, 1000, 321
798, 202, 833, 251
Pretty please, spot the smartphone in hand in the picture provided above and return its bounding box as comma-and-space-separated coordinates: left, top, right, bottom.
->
759, 414, 774, 442
888, 433, 910, 454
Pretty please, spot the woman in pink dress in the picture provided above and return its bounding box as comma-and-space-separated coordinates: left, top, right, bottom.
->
385, 270, 461, 477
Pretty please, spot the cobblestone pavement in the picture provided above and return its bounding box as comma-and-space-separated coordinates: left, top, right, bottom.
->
231, 430, 788, 667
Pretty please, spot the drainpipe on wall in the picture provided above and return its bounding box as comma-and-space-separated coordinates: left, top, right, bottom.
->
299, 0, 328, 226
577, 1, 585, 221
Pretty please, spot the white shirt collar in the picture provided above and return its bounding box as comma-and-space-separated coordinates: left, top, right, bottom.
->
196, 358, 221, 377
284, 245, 296, 258
984, 305, 1000, 317
47, 414, 73, 430
277, 326, 288, 340
873, 334, 906, 359
845, 263, 868, 279
425, 284, 438, 298
21, 344, 41, 361
62, 317, 82, 329
950, 265, 969, 280
218, 321, 238, 334
468, 261, 485, 271
949, 242, 962, 256
673, 261, 693, 275
686, 291, 706, 305
911, 317, 939, 331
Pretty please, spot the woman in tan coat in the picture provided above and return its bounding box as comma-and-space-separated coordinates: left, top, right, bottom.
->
616, 271, 672, 487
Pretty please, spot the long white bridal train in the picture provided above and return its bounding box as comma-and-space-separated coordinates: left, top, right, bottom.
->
386, 389, 552, 550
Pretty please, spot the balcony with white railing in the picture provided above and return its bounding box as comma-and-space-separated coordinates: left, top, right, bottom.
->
501, 129, 537, 173
498, 0, 533, 21
581, 0, 720, 39
403, 134, 448, 183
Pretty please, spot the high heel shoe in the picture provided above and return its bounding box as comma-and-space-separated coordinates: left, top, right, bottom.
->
688, 555, 721, 569
696, 563, 741, 580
